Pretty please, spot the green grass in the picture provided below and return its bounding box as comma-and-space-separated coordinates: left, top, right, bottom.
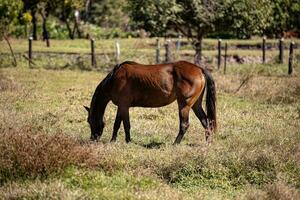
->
0, 39, 300, 199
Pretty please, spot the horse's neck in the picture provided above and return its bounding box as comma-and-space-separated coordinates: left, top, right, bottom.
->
90, 86, 110, 121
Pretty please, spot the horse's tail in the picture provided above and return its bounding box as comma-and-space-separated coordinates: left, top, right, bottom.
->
203, 69, 217, 131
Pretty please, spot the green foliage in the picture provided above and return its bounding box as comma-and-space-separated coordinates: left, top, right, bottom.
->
127, 0, 180, 36
266, 0, 300, 36
127, 0, 225, 39
3, 0, 299, 40
220, 0, 273, 38
22, 11, 32, 23
0, 0, 24, 38
127, 0, 299, 39
88, 0, 129, 28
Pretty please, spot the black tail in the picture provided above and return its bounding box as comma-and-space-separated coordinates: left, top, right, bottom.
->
203, 69, 217, 130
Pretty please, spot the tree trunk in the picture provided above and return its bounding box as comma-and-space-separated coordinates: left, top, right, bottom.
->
85, 0, 92, 21
194, 38, 202, 65
74, 17, 83, 38
4, 35, 17, 67
41, 14, 50, 47
66, 20, 74, 39
31, 10, 38, 40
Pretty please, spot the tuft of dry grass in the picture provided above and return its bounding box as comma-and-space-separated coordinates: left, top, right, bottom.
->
0, 180, 88, 200
243, 181, 300, 200
0, 126, 100, 184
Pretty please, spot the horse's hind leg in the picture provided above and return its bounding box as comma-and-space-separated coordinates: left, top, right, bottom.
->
192, 100, 212, 143
174, 103, 191, 144
111, 108, 122, 142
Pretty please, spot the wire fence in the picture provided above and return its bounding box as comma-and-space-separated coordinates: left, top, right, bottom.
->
0, 37, 299, 74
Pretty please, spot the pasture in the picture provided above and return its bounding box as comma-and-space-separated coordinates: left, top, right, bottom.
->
0, 39, 299, 199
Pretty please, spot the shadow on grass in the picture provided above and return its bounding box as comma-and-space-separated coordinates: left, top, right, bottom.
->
140, 141, 165, 149
186, 143, 203, 147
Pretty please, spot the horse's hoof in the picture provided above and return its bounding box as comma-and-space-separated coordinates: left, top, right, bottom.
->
125, 139, 131, 143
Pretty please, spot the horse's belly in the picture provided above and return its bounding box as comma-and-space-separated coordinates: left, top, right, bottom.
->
132, 89, 176, 107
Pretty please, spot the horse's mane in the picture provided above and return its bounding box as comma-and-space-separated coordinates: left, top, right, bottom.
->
90, 62, 136, 117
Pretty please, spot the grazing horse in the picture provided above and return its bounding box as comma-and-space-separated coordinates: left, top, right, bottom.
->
84, 61, 216, 144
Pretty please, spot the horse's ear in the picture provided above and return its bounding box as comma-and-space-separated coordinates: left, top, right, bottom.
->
84, 106, 90, 112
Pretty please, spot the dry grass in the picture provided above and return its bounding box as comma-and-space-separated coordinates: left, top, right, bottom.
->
214, 63, 300, 104
0, 73, 19, 92
0, 126, 99, 184
0, 180, 88, 200
243, 181, 300, 200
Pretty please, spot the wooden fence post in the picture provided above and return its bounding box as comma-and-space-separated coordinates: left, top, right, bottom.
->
156, 38, 160, 64
262, 36, 266, 64
176, 35, 182, 51
279, 37, 284, 63
90, 38, 96, 67
288, 41, 294, 75
217, 39, 222, 69
28, 37, 33, 67
115, 40, 120, 64
224, 42, 228, 74
165, 39, 172, 63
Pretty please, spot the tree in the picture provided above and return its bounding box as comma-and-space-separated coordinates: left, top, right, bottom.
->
290, 1, 300, 34
22, 0, 40, 40
127, 0, 225, 64
0, 0, 24, 66
88, 0, 129, 29
266, 0, 300, 37
21, 0, 86, 40
53, 0, 85, 39
89, 0, 128, 28
127, 0, 274, 64
220, 0, 273, 38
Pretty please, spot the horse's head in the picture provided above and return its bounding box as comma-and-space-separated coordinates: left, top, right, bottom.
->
84, 106, 105, 141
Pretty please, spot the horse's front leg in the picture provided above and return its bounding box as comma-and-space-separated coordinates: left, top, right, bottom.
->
120, 106, 131, 143
110, 108, 122, 142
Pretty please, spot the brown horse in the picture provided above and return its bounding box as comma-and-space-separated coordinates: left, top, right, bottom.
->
84, 60, 216, 144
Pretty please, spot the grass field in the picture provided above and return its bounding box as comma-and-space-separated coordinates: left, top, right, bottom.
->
0, 39, 300, 199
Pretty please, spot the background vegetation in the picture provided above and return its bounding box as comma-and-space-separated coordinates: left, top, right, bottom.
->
1, 0, 300, 40
0, 0, 299, 199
